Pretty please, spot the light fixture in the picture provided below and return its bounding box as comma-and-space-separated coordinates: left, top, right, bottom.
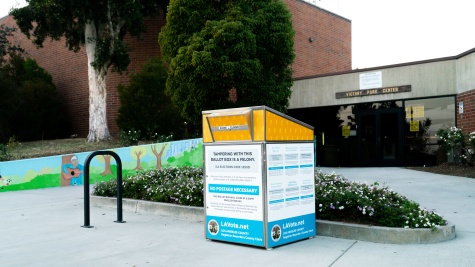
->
308, 37, 315, 43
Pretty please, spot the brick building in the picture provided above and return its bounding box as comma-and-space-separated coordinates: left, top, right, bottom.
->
0, 0, 352, 138
7, 1, 472, 167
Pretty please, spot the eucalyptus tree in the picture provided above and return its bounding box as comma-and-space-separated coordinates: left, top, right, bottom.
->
11, 0, 169, 142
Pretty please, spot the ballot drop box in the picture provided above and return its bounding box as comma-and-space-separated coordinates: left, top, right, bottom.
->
203, 106, 316, 249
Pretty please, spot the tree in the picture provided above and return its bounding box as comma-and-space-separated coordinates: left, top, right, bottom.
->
0, 25, 23, 61
0, 25, 23, 143
159, 0, 295, 122
116, 57, 184, 140
131, 147, 147, 170
11, 0, 169, 142
151, 143, 168, 169
0, 77, 16, 143
0, 51, 64, 142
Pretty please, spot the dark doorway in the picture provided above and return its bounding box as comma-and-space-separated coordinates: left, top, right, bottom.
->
357, 108, 404, 166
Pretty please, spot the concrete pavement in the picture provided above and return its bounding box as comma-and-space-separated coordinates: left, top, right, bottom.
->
1, 167, 475, 267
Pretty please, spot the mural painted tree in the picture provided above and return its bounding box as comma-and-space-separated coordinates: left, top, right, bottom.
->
11, 0, 169, 142
151, 143, 168, 169
100, 155, 114, 176
131, 147, 147, 171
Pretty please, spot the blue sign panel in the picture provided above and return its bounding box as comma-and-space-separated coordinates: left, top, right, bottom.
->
206, 216, 264, 246
267, 213, 316, 248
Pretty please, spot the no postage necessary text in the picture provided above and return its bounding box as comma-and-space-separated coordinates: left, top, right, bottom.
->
210, 185, 258, 194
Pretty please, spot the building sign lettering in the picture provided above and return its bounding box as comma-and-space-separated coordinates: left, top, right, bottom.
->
335, 85, 411, 99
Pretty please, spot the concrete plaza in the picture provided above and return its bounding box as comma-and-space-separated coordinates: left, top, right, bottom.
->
1, 167, 474, 266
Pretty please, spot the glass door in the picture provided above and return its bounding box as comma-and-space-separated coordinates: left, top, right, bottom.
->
357, 108, 403, 166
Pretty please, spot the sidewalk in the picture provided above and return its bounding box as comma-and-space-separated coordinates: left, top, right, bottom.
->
1, 167, 474, 267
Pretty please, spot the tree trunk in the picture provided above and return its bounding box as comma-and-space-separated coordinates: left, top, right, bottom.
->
85, 22, 111, 142
152, 144, 168, 170
134, 150, 144, 171
100, 155, 113, 175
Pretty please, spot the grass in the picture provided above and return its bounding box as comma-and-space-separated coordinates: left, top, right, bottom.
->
2, 138, 154, 161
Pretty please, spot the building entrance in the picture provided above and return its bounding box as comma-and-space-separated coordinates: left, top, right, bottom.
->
357, 108, 404, 166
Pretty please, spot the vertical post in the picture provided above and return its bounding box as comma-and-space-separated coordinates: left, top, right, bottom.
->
82, 151, 125, 228
114, 156, 124, 223
82, 158, 93, 228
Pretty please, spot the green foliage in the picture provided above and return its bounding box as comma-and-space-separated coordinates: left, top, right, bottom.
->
436, 126, 473, 164
10, 0, 167, 74
0, 77, 17, 143
149, 133, 174, 143
4, 55, 65, 141
159, 0, 295, 122
469, 132, 475, 149
93, 166, 204, 206
0, 144, 12, 162
0, 53, 65, 142
315, 171, 447, 229
117, 57, 185, 139
119, 129, 141, 146
406, 118, 432, 153
436, 126, 465, 151
0, 25, 24, 60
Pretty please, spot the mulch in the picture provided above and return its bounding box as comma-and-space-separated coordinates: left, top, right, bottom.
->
407, 162, 475, 179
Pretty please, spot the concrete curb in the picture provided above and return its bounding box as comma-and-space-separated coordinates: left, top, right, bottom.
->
91, 196, 205, 223
91, 196, 456, 244
316, 220, 456, 244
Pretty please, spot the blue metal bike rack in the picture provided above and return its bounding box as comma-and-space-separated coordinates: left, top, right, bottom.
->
82, 150, 125, 228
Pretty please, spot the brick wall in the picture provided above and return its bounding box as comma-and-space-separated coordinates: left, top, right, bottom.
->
457, 89, 475, 135
0, 1, 351, 138
285, 0, 352, 78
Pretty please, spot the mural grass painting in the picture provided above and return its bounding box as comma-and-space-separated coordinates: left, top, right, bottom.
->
0, 138, 203, 192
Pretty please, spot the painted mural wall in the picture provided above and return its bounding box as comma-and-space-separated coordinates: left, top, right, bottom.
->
0, 138, 203, 192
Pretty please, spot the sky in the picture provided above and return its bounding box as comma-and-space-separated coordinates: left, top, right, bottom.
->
1, 0, 474, 69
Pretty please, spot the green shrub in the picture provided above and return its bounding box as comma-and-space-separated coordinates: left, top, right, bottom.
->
0, 144, 12, 161
0, 73, 18, 143
1, 54, 65, 141
436, 126, 465, 151
15, 78, 65, 141
119, 129, 141, 146
116, 57, 185, 140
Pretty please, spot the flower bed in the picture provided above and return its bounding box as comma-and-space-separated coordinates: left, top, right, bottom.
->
315, 171, 447, 229
93, 166, 204, 207
93, 167, 448, 229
